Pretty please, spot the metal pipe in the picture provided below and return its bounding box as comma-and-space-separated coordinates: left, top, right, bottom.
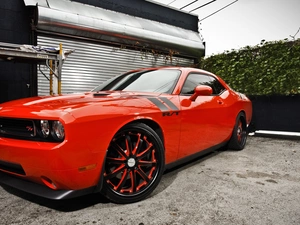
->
58, 43, 62, 95
49, 60, 53, 95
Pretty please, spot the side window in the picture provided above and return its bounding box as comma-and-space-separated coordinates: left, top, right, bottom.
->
181, 73, 226, 95
210, 77, 226, 94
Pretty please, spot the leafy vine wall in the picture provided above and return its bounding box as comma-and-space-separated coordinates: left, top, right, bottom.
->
199, 38, 300, 96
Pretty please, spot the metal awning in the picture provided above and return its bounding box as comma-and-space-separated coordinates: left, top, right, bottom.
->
24, 0, 205, 58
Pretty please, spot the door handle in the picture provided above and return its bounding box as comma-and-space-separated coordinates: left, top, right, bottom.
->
217, 100, 224, 105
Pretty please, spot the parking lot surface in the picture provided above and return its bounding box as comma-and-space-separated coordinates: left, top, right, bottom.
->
1, 136, 299, 225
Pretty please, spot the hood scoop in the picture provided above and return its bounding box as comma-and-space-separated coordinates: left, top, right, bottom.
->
93, 93, 110, 97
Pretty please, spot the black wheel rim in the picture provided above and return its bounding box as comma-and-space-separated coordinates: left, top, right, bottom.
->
237, 120, 246, 146
104, 130, 160, 196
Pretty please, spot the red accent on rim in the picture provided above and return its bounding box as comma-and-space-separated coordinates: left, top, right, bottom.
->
237, 120, 243, 143
104, 131, 158, 195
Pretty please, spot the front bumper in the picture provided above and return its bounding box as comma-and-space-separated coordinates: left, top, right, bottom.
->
0, 171, 97, 199
0, 136, 107, 197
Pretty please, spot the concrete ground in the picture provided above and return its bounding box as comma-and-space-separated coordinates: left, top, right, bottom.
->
1, 136, 299, 225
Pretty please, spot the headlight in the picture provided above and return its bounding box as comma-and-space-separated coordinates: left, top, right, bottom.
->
37, 120, 65, 142
40, 120, 50, 138
52, 121, 65, 141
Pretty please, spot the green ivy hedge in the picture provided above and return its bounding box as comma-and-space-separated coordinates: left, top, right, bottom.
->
199, 39, 300, 96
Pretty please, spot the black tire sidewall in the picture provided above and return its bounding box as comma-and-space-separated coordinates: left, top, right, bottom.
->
102, 123, 165, 204
228, 112, 247, 150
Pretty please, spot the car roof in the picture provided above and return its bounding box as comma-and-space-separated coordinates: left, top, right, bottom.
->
127, 66, 216, 77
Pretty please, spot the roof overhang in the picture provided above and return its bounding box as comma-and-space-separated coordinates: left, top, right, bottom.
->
24, 0, 205, 58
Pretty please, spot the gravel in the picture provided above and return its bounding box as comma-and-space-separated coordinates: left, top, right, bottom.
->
1, 136, 300, 225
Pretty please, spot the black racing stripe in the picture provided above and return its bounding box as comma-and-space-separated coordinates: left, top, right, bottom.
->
158, 97, 179, 111
147, 98, 169, 112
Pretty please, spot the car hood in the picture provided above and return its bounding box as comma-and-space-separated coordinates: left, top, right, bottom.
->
0, 91, 162, 119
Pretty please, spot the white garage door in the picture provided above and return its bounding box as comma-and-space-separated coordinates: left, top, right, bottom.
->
37, 35, 194, 95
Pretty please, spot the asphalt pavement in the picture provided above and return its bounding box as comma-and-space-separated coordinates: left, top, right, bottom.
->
1, 136, 300, 225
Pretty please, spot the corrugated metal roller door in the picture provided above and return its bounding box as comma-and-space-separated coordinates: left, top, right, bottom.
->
37, 35, 194, 96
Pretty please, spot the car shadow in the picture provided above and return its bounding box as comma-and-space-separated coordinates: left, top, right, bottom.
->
150, 149, 222, 197
1, 149, 223, 212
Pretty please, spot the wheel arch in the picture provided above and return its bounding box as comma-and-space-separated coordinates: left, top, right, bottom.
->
125, 119, 165, 147
238, 110, 247, 127
239, 110, 246, 120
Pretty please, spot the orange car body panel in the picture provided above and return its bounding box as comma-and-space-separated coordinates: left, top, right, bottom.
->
0, 67, 252, 195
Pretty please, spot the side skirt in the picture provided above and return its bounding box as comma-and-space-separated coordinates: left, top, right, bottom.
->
165, 142, 227, 171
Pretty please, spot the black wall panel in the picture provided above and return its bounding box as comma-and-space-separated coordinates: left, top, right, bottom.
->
0, 0, 34, 103
250, 95, 300, 132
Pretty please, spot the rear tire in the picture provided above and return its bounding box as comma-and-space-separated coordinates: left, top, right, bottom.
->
228, 112, 247, 150
102, 123, 165, 204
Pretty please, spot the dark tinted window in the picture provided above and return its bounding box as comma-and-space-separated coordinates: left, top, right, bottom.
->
181, 73, 226, 95
93, 69, 181, 94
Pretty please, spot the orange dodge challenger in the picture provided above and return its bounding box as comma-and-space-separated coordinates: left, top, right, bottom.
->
0, 67, 252, 204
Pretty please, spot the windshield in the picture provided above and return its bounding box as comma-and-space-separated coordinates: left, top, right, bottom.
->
93, 69, 181, 94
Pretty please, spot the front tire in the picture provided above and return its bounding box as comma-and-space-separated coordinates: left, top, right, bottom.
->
102, 123, 165, 204
228, 112, 247, 150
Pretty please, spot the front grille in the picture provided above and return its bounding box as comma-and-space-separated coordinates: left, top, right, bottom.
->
0, 160, 26, 175
0, 118, 36, 138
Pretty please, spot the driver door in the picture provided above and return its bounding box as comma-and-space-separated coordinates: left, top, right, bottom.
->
177, 73, 230, 159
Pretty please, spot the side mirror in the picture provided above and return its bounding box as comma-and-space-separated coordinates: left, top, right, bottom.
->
189, 85, 213, 101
